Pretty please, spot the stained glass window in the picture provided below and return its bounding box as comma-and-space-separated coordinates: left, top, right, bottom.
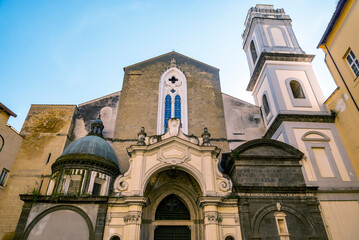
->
174, 95, 181, 120
155, 194, 190, 220
164, 95, 172, 132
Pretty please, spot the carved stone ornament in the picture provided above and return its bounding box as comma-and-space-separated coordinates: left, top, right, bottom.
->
148, 118, 199, 145
204, 211, 221, 224
159, 146, 189, 165
124, 212, 141, 224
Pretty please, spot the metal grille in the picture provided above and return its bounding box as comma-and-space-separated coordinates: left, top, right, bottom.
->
154, 226, 191, 240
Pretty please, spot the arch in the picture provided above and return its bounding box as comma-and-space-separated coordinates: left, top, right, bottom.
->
267, 25, 290, 47
164, 94, 172, 132
109, 235, 121, 240
284, 78, 311, 107
155, 194, 190, 220
174, 95, 181, 119
24, 205, 95, 240
250, 40, 258, 64
302, 131, 330, 142
142, 163, 205, 196
0, 134, 4, 152
157, 67, 188, 135
224, 236, 235, 240
146, 181, 201, 221
251, 203, 315, 237
261, 93, 270, 116
290, 80, 305, 99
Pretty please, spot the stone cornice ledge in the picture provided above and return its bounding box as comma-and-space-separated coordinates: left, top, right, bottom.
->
247, 52, 315, 91
264, 114, 335, 139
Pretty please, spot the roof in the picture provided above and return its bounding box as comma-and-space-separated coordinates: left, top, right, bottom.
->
0, 102, 17, 117
61, 135, 119, 166
124, 51, 219, 71
317, 0, 349, 47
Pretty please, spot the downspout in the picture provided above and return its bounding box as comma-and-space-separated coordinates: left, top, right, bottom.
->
324, 44, 359, 111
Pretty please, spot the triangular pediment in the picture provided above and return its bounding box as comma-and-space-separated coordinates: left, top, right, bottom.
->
124, 51, 219, 72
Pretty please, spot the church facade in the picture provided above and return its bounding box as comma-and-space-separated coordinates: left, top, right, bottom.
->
1, 4, 359, 240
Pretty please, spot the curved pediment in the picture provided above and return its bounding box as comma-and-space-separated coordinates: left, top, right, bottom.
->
232, 138, 303, 160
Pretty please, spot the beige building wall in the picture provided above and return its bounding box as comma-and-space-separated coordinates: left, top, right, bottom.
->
319, 0, 359, 175
0, 110, 23, 196
0, 105, 76, 240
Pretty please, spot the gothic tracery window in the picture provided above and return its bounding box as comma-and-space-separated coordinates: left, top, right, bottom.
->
164, 94, 172, 132
157, 65, 188, 134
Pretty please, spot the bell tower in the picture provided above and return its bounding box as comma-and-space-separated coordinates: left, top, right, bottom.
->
243, 4, 358, 189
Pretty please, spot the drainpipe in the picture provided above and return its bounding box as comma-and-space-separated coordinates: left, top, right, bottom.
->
324, 44, 359, 111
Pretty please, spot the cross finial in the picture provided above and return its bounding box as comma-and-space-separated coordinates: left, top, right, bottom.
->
170, 58, 176, 67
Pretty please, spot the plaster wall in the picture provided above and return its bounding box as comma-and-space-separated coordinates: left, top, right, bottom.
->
272, 121, 357, 189
222, 93, 265, 150
0, 105, 76, 240
320, 200, 359, 240
253, 75, 277, 128
320, 0, 359, 178
0, 111, 23, 196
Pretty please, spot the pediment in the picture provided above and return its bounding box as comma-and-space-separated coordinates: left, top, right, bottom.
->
231, 138, 303, 160
124, 51, 219, 72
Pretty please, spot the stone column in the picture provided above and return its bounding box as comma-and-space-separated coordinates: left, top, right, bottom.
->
198, 197, 223, 240
122, 197, 149, 240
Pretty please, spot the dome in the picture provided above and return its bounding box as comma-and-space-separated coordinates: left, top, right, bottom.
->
61, 135, 118, 165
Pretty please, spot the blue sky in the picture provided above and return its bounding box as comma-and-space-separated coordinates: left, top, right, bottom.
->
1, 0, 338, 131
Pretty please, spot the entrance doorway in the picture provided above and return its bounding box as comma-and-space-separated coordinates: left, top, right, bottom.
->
154, 194, 191, 240
154, 226, 191, 240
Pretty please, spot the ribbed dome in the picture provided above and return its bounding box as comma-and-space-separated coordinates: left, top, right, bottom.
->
61, 135, 118, 166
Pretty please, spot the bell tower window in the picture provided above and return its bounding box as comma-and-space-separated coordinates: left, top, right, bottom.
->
250, 40, 258, 64
290, 80, 305, 99
157, 64, 188, 134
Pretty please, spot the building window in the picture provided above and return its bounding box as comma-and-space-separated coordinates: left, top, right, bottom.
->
0, 168, 9, 186
250, 40, 258, 64
174, 95, 181, 120
346, 50, 359, 77
164, 94, 172, 132
225, 236, 235, 240
157, 66, 188, 134
262, 94, 270, 116
92, 182, 102, 196
109, 236, 121, 240
289, 80, 305, 99
67, 179, 81, 194
274, 212, 290, 240
155, 194, 190, 220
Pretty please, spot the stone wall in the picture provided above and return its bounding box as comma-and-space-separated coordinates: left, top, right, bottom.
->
0, 105, 76, 239
114, 52, 228, 171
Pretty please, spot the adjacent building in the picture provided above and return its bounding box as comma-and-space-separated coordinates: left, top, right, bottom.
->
0, 103, 23, 197
318, 0, 359, 174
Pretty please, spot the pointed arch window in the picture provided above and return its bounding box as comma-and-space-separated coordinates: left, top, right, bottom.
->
164, 95, 172, 132
250, 40, 258, 64
155, 194, 190, 220
157, 66, 188, 134
174, 95, 181, 120
290, 80, 305, 99
262, 94, 270, 116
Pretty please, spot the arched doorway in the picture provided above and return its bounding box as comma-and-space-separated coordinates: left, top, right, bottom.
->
154, 195, 191, 240
141, 169, 203, 240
